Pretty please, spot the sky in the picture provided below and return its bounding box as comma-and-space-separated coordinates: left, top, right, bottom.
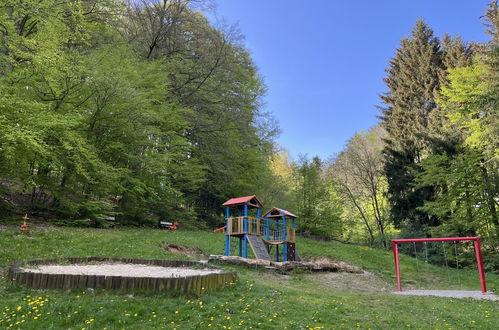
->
207, 0, 492, 160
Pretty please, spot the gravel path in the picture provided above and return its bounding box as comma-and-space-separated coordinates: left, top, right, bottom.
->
394, 290, 498, 300
22, 263, 221, 278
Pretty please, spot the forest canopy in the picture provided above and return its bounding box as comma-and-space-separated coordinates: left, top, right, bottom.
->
0, 0, 276, 227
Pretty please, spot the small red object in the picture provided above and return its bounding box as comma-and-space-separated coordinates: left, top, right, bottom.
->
20, 214, 29, 234
213, 226, 226, 233
169, 222, 179, 231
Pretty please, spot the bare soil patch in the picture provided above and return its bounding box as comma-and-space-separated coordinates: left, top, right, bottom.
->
163, 243, 206, 259
312, 271, 392, 294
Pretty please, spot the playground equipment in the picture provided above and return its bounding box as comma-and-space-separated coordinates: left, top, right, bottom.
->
158, 221, 179, 231
222, 195, 298, 262
392, 237, 487, 293
213, 226, 226, 233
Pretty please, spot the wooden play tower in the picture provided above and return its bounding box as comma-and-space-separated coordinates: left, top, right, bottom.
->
222, 195, 297, 261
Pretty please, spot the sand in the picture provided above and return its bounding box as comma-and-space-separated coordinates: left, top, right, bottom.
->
21, 263, 221, 278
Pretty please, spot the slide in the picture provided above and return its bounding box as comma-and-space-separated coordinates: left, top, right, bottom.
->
246, 235, 271, 261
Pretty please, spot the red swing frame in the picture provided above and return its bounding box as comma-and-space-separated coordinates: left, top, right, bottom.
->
391, 237, 487, 293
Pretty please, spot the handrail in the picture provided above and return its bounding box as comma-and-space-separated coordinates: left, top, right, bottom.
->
225, 216, 295, 242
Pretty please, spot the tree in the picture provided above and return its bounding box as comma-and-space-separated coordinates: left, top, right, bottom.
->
0, 0, 277, 228
330, 126, 390, 246
134, 6, 275, 223
255, 150, 295, 210
415, 2, 499, 261
379, 20, 453, 235
293, 156, 343, 237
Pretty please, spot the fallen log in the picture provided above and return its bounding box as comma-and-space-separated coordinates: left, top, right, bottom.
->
208, 255, 363, 274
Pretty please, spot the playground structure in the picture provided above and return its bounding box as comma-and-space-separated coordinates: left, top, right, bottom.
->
222, 195, 298, 262
392, 237, 487, 293
158, 221, 179, 231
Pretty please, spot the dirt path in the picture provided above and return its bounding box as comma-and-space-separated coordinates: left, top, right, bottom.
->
394, 290, 498, 300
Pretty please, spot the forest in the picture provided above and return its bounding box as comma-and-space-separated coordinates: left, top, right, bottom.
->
0, 1, 497, 266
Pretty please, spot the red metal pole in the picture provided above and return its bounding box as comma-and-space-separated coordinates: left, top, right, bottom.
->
392, 237, 479, 243
473, 238, 487, 294
392, 241, 401, 292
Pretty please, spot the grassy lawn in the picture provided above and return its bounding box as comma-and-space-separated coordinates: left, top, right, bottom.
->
0, 226, 497, 329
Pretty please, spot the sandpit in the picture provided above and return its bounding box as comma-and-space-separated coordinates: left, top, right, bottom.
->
8, 257, 236, 293
21, 263, 221, 278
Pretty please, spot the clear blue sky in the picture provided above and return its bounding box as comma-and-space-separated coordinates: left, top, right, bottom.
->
208, 0, 491, 160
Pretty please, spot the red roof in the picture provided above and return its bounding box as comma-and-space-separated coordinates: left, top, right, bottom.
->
263, 207, 298, 218
222, 195, 263, 207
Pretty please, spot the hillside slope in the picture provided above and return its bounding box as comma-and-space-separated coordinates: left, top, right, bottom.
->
0, 226, 497, 329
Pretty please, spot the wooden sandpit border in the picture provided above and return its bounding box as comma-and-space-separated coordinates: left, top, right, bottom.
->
8, 257, 237, 294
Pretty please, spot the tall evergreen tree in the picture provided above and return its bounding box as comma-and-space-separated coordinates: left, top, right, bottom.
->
379, 20, 445, 233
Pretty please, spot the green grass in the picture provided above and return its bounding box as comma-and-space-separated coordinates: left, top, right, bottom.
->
0, 226, 498, 329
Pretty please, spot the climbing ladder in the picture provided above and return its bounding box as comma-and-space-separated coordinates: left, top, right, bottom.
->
246, 235, 271, 261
